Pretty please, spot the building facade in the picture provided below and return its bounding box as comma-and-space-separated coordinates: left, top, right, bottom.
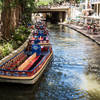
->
80, 0, 100, 16
80, 0, 100, 24
90, 0, 100, 16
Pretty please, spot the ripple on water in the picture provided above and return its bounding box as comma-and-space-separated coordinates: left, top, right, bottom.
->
47, 25, 100, 99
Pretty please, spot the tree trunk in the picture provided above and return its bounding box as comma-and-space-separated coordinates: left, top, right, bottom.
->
1, 0, 22, 40
10, 8, 16, 33
1, 0, 11, 39
15, 1, 22, 27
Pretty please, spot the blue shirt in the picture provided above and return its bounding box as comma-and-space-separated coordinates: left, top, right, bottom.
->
34, 39, 40, 44
32, 44, 41, 56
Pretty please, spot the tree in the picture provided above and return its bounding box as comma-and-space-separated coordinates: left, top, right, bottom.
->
70, 0, 80, 4
20, 0, 36, 25
1, 0, 22, 39
1, 0, 35, 40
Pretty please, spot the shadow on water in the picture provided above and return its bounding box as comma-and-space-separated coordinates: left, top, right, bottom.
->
0, 24, 100, 100
0, 83, 36, 100
0, 62, 53, 100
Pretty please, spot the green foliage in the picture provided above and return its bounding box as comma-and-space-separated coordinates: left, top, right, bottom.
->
53, 0, 63, 3
76, 0, 80, 3
1, 0, 36, 25
36, 0, 80, 6
20, 0, 36, 25
13, 26, 30, 45
0, 0, 34, 59
37, 0, 53, 6
0, 41, 14, 59
1, 42, 13, 57
0, 0, 3, 10
0, 26, 30, 59
22, 0, 36, 12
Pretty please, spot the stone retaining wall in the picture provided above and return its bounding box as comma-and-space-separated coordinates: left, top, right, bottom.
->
0, 33, 33, 65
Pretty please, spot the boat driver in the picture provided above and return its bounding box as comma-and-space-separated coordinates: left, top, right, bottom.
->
34, 36, 40, 44
32, 36, 41, 56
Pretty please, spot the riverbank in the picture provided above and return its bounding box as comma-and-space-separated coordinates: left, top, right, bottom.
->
59, 23, 100, 46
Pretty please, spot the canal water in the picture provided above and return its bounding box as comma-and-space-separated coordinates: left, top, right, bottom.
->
0, 24, 100, 100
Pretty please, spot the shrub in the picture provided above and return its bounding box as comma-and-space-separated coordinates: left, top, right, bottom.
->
0, 25, 31, 59
13, 26, 30, 45
0, 42, 13, 58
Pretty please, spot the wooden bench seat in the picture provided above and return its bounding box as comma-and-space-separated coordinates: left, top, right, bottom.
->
23, 56, 40, 71
18, 53, 36, 71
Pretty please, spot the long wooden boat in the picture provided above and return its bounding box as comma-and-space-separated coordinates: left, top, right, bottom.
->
0, 21, 53, 84
0, 43, 53, 84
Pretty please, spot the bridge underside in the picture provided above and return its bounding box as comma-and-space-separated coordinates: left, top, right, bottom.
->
34, 7, 70, 23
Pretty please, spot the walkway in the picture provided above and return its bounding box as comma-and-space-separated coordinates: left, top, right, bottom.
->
59, 23, 100, 45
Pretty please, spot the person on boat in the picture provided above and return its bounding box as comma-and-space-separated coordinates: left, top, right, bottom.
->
33, 31, 38, 37
44, 29, 48, 36
34, 36, 40, 44
32, 36, 41, 56
37, 29, 43, 38
32, 44, 41, 56
40, 25, 44, 30
25, 36, 41, 56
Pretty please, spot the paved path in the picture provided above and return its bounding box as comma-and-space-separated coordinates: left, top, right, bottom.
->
59, 23, 100, 46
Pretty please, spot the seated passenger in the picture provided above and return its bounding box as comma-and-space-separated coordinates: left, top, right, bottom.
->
32, 44, 41, 56
34, 36, 40, 44
33, 32, 38, 37
38, 30, 44, 37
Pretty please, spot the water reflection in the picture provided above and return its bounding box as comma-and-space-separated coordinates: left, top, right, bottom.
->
0, 75, 47, 100
0, 83, 34, 100
0, 24, 100, 100
48, 24, 100, 99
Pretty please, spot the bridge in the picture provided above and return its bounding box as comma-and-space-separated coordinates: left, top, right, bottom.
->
35, 4, 71, 23
37, 6, 70, 12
